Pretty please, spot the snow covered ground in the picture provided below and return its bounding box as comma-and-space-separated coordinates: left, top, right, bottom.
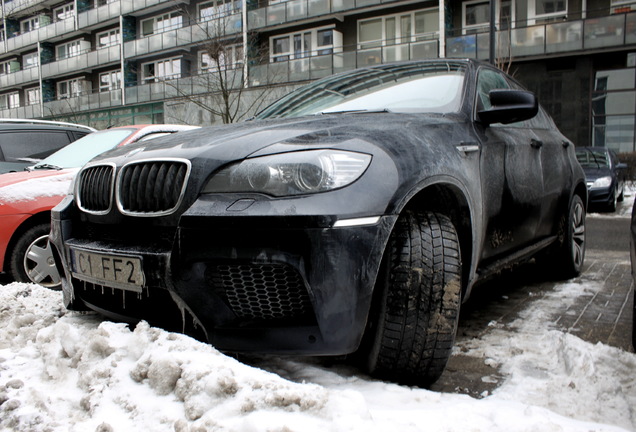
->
1, 195, 635, 432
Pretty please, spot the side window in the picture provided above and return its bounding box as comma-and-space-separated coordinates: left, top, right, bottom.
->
476, 68, 510, 111
0, 131, 72, 162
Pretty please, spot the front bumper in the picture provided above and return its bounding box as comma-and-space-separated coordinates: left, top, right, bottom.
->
50, 195, 396, 355
587, 185, 615, 207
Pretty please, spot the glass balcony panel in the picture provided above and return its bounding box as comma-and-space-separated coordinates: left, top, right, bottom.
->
248, 9, 266, 30
267, 4, 286, 26
148, 34, 162, 53
382, 44, 408, 62
309, 0, 330, 16
594, 90, 636, 115
584, 15, 625, 49
286, 0, 307, 20
162, 30, 178, 49
357, 48, 382, 67
446, 35, 477, 58
289, 58, 310, 81
125, 86, 139, 104
332, 0, 355, 12
593, 115, 635, 152
269, 62, 291, 83
510, 26, 545, 57
411, 40, 438, 59
309, 55, 333, 78
476, 33, 490, 60
626, 13, 636, 44
356, 0, 382, 6
545, 21, 582, 53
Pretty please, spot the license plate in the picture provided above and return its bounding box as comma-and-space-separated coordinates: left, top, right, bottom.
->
70, 247, 145, 292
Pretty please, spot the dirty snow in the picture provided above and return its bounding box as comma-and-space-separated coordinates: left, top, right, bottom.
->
0, 274, 634, 432
0, 192, 634, 432
0, 170, 77, 204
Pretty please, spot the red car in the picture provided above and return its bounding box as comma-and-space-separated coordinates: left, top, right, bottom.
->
0, 124, 199, 288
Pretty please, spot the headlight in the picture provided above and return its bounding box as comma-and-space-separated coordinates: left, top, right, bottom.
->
591, 176, 612, 188
203, 150, 372, 197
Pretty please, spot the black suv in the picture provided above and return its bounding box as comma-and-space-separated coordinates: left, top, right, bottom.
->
50, 59, 587, 387
0, 119, 95, 173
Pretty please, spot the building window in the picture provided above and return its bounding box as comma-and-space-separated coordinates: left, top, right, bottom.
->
0, 92, 20, 109
57, 78, 91, 99
95, 0, 117, 7
57, 40, 90, 60
0, 59, 17, 75
529, 0, 567, 21
99, 70, 122, 91
270, 27, 341, 62
21, 16, 44, 34
54, 3, 75, 21
358, 9, 439, 49
463, 0, 490, 32
141, 12, 183, 37
97, 29, 120, 48
23, 52, 39, 69
198, 0, 241, 21
26, 87, 40, 105
141, 57, 183, 82
199, 44, 243, 71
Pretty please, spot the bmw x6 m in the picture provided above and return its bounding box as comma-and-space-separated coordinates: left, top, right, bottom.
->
50, 59, 587, 386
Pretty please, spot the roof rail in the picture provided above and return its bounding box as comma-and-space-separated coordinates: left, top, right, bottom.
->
0, 118, 96, 132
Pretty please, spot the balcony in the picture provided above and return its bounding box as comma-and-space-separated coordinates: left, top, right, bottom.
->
248, 0, 406, 29
3, 17, 76, 55
124, 14, 242, 58
0, 102, 42, 119
78, 1, 122, 29
0, 65, 39, 88
42, 88, 123, 115
41, 45, 120, 79
446, 11, 636, 60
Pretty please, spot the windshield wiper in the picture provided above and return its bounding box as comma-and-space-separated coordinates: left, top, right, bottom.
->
316, 108, 392, 115
26, 163, 64, 171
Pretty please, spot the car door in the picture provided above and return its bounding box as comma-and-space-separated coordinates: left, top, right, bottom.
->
476, 67, 544, 260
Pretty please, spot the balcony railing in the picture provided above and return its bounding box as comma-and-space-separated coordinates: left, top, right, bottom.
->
0, 65, 38, 88
248, 0, 405, 29
447, 11, 636, 60
41, 45, 120, 79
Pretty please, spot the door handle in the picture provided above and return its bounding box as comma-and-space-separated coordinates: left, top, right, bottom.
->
530, 139, 543, 149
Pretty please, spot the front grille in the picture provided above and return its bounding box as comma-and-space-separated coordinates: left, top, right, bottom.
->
208, 263, 312, 321
118, 160, 190, 216
77, 165, 115, 214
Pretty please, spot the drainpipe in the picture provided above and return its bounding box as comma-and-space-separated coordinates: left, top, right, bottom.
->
242, 0, 248, 88
119, 14, 125, 106
439, 0, 445, 58
489, 0, 496, 64
1, 0, 7, 53
37, 41, 43, 117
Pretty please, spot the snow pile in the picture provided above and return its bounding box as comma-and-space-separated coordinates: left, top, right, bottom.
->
0, 170, 78, 204
0, 281, 634, 432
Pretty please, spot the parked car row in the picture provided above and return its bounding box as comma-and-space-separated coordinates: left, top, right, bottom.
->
2, 59, 633, 385
0, 123, 199, 288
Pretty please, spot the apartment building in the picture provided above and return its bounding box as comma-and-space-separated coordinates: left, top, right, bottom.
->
0, 0, 634, 152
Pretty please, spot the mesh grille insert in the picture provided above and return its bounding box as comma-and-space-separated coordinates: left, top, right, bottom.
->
209, 263, 312, 321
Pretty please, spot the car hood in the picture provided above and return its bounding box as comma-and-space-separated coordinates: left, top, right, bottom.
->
89, 113, 464, 167
581, 166, 612, 182
0, 168, 78, 204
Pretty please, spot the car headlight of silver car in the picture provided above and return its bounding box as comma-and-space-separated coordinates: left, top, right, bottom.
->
591, 176, 612, 188
202, 150, 372, 197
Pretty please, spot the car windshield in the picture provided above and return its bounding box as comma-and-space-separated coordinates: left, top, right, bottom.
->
29, 128, 135, 170
576, 149, 610, 168
255, 62, 466, 119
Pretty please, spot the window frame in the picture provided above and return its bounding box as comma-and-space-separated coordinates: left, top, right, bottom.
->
357, 8, 439, 50
23, 52, 39, 69
54, 3, 75, 22
198, 0, 241, 21
199, 44, 243, 72
141, 12, 183, 37
20, 16, 41, 34
56, 39, 88, 60
0, 92, 20, 109
141, 57, 183, 83
269, 26, 340, 63
99, 70, 122, 92
97, 28, 120, 49
26, 87, 40, 106
528, 0, 568, 23
57, 77, 90, 99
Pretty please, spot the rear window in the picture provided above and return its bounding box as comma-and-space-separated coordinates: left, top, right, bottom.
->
0, 130, 72, 163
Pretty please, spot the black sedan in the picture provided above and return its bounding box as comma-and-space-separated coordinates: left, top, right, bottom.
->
50, 59, 587, 386
576, 146, 626, 212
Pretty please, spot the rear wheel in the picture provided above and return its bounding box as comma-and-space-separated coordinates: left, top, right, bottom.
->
8, 223, 61, 289
552, 195, 586, 279
360, 211, 462, 387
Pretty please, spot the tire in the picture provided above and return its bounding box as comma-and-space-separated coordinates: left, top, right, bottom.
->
552, 194, 586, 279
7, 223, 61, 289
618, 184, 625, 203
360, 211, 462, 387
608, 190, 617, 212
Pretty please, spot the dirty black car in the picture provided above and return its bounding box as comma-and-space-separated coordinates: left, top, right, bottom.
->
50, 59, 587, 386
575, 146, 626, 212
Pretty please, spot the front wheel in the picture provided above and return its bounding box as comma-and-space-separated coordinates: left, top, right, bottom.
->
359, 211, 462, 387
7, 223, 61, 289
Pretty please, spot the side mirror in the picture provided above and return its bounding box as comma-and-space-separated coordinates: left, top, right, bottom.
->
617, 162, 628, 170
478, 89, 539, 126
